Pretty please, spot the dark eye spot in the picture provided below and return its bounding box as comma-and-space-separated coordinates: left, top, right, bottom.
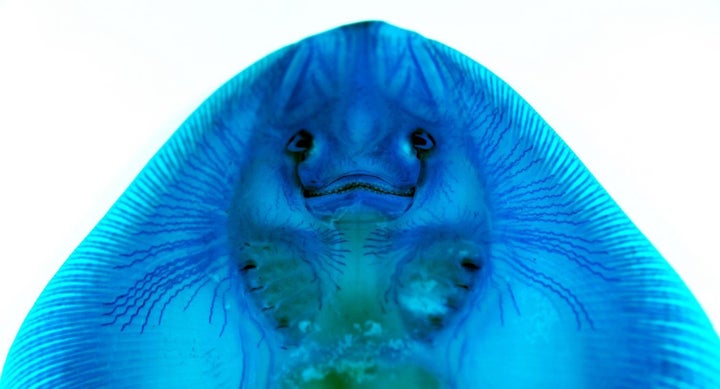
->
411, 128, 435, 155
460, 258, 481, 272
287, 130, 313, 153
240, 261, 257, 273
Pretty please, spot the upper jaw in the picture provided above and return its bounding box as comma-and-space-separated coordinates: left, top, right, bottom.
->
303, 174, 415, 198
302, 174, 415, 221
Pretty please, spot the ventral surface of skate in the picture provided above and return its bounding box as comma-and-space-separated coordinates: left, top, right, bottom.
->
2, 21, 719, 388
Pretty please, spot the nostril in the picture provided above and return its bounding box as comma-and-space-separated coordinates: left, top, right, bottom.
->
411, 128, 435, 152
410, 128, 435, 151
287, 129, 313, 153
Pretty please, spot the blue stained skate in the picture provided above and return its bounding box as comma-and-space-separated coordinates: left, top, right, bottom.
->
2, 21, 719, 388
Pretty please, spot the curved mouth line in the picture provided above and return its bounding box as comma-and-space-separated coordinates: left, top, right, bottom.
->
304, 182, 415, 198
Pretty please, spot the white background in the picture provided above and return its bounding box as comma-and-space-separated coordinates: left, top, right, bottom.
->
1, 0, 718, 369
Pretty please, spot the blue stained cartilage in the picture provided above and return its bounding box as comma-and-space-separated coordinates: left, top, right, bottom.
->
2, 21, 719, 388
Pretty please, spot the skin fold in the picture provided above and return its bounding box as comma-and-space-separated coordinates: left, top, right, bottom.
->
2, 21, 719, 388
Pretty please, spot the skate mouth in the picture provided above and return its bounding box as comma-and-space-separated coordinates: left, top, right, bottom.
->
303, 174, 415, 198
303, 174, 414, 221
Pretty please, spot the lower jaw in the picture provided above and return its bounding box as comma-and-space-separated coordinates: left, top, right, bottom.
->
304, 191, 413, 222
